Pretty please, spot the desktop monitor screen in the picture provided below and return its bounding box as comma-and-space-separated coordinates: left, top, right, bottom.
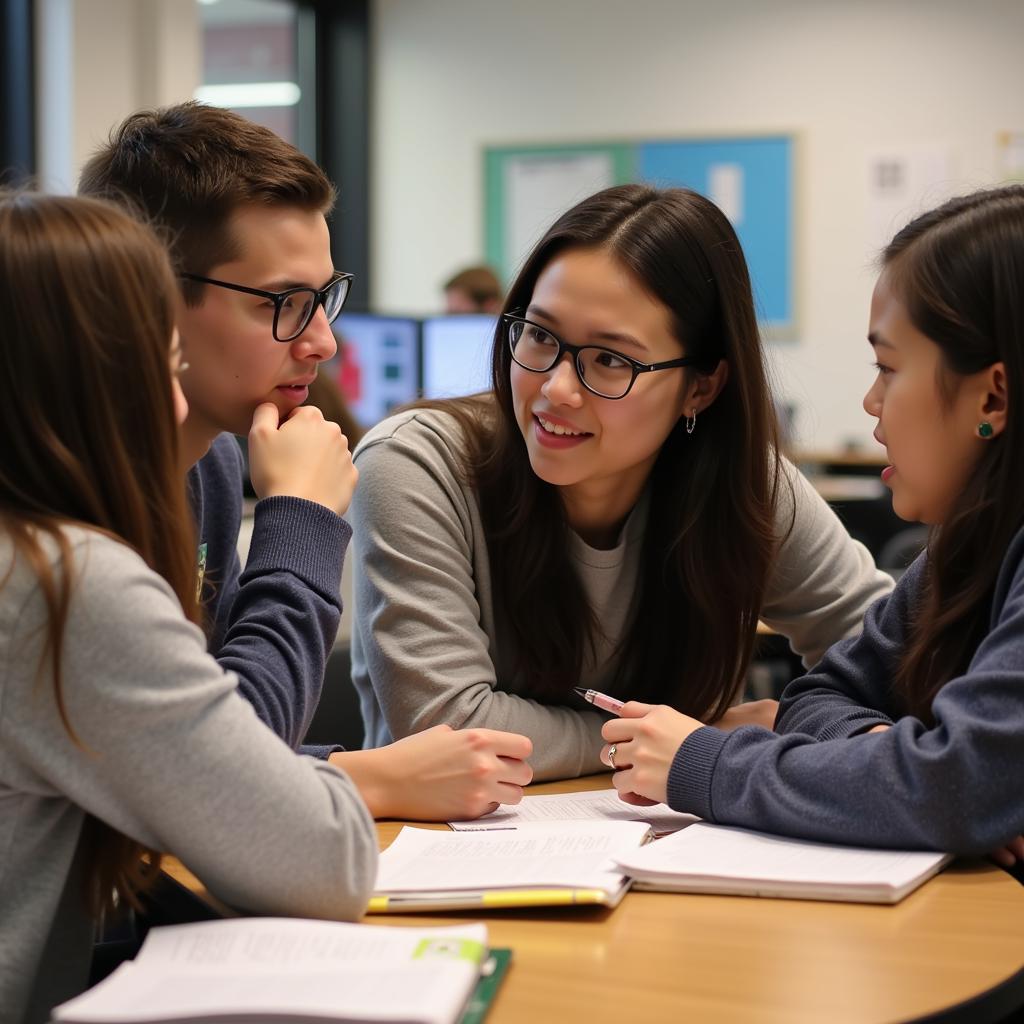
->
324, 313, 420, 429
420, 315, 497, 399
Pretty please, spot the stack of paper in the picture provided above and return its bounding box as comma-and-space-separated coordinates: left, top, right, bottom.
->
53, 918, 498, 1024
614, 822, 952, 904
449, 789, 697, 835
370, 819, 652, 912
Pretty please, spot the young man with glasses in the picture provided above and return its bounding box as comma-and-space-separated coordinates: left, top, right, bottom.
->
79, 102, 531, 821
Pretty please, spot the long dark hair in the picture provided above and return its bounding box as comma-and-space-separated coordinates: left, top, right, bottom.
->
883, 184, 1024, 720
0, 192, 200, 915
431, 184, 786, 719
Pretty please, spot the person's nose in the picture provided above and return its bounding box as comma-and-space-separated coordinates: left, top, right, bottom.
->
291, 305, 337, 362
540, 353, 585, 406
863, 375, 883, 419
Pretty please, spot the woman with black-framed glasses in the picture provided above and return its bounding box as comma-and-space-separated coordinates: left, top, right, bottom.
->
348, 184, 893, 782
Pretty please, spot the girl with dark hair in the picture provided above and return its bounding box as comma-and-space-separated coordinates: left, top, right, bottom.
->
0, 193, 379, 1024
602, 184, 1024, 861
350, 184, 892, 781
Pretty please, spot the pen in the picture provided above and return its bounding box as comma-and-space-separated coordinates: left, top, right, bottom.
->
573, 686, 624, 714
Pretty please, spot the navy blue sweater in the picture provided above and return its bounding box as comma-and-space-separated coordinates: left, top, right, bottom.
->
668, 527, 1024, 854
187, 435, 351, 757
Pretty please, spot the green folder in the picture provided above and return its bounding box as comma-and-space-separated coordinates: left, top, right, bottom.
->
459, 948, 512, 1024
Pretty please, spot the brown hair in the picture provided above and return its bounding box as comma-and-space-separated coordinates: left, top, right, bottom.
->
443, 265, 502, 308
77, 101, 335, 304
0, 192, 200, 915
426, 184, 787, 720
882, 185, 1024, 721
305, 374, 364, 446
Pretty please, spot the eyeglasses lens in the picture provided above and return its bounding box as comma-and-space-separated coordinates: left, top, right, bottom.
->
508, 319, 632, 398
275, 277, 350, 342
323, 276, 350, 321
577, 349, 632, 398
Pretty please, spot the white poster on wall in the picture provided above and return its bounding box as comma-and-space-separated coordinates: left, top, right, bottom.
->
996, 132, 1024, 182
864, 144, 956, 255
504, 153, 615, 272
709, 163, 744, 226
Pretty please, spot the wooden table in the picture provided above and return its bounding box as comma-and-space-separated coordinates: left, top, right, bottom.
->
165, 775, 1024, 1024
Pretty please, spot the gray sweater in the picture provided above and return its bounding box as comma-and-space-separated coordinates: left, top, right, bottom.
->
0, 529, 377, 1024
350, 409, 893, 780
668, 528, 1024, 853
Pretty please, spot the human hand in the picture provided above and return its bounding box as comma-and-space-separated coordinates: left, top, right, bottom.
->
329, 725, 533, 821
710, 699, 779, 732
990, 835, 1024, 870
248, 402, 358, 515
600, 702, 705, 806
866, 724, 890, 734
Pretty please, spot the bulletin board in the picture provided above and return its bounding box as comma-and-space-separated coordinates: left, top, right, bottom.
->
484, 134, 794, 334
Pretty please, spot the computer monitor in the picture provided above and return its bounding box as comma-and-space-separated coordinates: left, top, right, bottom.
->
420, 315, 497, 399
324, 313, 420, 429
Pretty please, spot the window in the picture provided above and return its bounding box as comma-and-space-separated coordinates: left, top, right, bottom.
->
195, 0, 301, 144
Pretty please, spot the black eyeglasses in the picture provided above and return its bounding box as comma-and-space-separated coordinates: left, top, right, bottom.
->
504, 314, 715, 400
180, 270, 354, 342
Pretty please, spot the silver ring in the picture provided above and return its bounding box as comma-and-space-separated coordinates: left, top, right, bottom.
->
608, 743, 617, 770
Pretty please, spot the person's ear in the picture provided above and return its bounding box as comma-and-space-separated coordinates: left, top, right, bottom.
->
978, 361, 1008, 439
683, 359, 729, 417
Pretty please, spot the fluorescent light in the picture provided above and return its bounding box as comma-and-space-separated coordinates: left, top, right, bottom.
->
194, 82, 301, 108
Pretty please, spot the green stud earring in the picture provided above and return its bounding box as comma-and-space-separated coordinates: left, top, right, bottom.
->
978, 421, 994, 439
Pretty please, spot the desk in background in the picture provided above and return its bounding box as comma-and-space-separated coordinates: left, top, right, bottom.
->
165, 775, 1024, 1024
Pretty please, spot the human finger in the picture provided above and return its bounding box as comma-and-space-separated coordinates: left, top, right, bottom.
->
495, 755, 533, 787
618, 700, 655, 719
617, 791, 659, 807
991, 846, 1016, 868
601, 740, 633, 771
492, 782, 526, 806
601, 717, 637, 744
280, 403, 326, 425
249, 402, 281, 434
466, 728, 533, 760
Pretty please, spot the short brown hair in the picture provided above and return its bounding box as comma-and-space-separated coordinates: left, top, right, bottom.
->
78, 101, 335, 303
443, 265, 502, 307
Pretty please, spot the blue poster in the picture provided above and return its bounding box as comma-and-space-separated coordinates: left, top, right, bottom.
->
637, 137, 792, 329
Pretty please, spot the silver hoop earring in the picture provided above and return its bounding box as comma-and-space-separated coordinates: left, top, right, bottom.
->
685, 409, 697, 435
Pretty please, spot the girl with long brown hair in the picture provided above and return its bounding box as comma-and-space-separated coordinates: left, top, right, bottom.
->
350, 184, 892, 781
0, 193, 378, 1024
602, 184, 1024, 862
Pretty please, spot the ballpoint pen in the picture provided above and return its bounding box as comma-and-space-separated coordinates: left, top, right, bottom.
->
573, 686, 625, 714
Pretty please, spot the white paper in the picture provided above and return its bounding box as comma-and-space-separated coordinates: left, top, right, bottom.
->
865, 143, 956, 254
616, 822, 950, 902
504, 152, 615, 272
376, 820, 650, 895
54, 919, 487, 1024
449, 788, 698, 835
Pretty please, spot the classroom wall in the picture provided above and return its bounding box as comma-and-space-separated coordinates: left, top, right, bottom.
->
370, 0, 1024, 450
42, 0, 1024, 451
36, 0, 200, 193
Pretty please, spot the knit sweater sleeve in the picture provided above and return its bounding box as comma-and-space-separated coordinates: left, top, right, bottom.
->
2, 532, 377, 919
349, 412, 606, 781
194, 435, 350, 751
667, 541, 1024, 854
